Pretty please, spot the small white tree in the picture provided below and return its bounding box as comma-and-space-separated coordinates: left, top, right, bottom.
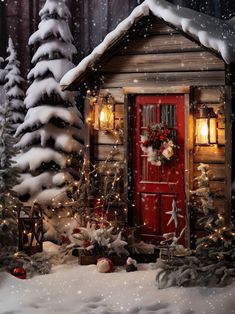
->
14, 0, 84, 207
4, 38, 25, 131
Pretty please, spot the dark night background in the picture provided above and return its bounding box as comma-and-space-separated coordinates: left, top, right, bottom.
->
0, 0, 235, 78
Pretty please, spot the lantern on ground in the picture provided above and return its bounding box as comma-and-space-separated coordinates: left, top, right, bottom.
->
18, 203, 43, 255
94, 93, 115, 131
195, 105, 217, 145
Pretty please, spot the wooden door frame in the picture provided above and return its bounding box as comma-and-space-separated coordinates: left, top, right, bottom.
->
123, 86, 192, 247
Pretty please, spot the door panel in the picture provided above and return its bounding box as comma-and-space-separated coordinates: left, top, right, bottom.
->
140, 193, 160, 235
133, 95, 185, 243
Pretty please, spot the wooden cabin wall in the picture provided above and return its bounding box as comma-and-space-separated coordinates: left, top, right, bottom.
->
93, 18, 226, 239
192, 86, 226, 242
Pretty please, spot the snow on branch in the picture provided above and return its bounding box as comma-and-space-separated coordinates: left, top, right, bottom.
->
10, 112, 25, 124
32, 40, 76, 64
16, 124, 84, 153
29, 19, 73, 45
15, 106, 83, 136
16, 147, 67, 171
24, 78, 76, 108
5, 72, 24, 90
28, 59, 75, 81
5, 38, 19, 67
39, 0, 71, 20
5, 85, 24, 99
10, 99, 25, 110
14, 171, 73, 198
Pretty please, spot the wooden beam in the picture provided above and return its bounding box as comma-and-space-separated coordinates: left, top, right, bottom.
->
102, 71, 225, 88
123, 86, 190, 94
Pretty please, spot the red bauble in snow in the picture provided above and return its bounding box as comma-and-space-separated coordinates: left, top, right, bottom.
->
11, 267, 27, 279
97, 257, 113, 273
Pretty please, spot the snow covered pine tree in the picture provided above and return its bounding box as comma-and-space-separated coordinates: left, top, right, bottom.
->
14, 0, 84, 207
0, 105, 20, 247
4, 37, 25, 132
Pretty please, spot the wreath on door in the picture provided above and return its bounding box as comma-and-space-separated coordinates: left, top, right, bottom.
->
141, 124, 176, 166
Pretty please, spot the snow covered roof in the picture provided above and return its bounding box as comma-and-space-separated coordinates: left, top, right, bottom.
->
60, 0, 235, 89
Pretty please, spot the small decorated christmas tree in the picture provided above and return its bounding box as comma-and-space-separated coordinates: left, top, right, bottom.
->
154, 163, 235, 288
192, 163, 234, 259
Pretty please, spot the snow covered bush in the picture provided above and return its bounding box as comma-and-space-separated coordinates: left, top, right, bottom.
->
4, 37, 25, 131
14, 0, 84, 207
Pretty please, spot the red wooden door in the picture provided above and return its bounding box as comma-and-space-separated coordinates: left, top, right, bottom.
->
133, 95, 186, 243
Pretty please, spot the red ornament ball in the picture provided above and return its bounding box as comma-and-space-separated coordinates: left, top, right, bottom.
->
97, 257, 113, 273
11, 267, 27, 279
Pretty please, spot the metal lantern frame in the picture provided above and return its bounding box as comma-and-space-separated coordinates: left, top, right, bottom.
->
18, 203, 43, 255
195, 105, 217, 145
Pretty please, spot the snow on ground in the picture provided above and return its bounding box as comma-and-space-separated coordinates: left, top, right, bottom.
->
0, 259, 235, 314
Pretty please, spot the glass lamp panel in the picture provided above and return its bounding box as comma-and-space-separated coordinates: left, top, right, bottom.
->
195, 118, 209, 144
209, 117, 217, 143
99, 104, 114, 130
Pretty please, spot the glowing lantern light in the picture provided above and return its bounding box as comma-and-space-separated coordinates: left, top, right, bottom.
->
195, 105, 217, 145
94, 93, 115, 131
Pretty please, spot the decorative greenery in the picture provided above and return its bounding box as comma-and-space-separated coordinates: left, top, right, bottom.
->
141, 124, 176, 166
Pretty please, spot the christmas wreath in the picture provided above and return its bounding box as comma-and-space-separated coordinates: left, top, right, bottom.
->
141, 124, 176, 166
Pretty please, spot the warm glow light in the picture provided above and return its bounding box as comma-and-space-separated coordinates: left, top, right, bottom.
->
195, 105, 217, 145
195, 118, 209, 145
92, 93, 115, 130
209, 117, 217, 143
201, 123, 208, 137
99, 105, 114, 130
99, 110, 105, 122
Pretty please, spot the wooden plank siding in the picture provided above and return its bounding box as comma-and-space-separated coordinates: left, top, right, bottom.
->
102, 52, 224, 73
120, 34, 202, 54
91, 18, 226, 243
101, 72, 225, 88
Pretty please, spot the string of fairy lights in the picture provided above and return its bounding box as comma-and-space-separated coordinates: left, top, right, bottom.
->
46, 115, 127, 233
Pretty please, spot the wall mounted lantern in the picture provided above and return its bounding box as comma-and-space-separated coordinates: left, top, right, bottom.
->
18, 203, 43, 255
195, 105, 217, 145
93, 93, 115, 131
